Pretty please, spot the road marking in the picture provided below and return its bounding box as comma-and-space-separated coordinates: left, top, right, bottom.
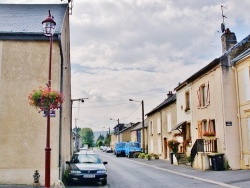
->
128, 159, 239, 188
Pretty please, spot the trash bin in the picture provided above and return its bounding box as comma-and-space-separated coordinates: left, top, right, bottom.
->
208, 153, 224, 171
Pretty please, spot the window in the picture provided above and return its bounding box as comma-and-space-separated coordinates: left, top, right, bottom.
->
158, 137, 161, 154
202, 119, 216, 137
197, 82, 210, 108
247, 118, 250, 150
167, 113, 172, 132
202, 119, 208, 133
185, 91, 190, 111
244, 68, 250, 101
150, 121, 153, 135
157, 118, 161, 134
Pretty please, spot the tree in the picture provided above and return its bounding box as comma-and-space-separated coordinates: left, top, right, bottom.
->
97, 134, 104, 141
96, 140, 103, 147
79, 128, 94, 147
104, 133, 111, 146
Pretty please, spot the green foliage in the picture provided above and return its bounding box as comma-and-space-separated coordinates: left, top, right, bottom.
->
150, 153, 159, 159
225, 160, 231, 170
104, 133, 111, 145
97, 140, 103, 147
97, 134, 105, 141
80, 128, 94, 147
145, 154, 152, 160
133, 152, 140, 158
187, 155, 193, 163
138, 153, 145, 159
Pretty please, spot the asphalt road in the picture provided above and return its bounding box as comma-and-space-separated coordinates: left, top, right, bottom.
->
65, 148, 232, 188
1, 148, 249, 188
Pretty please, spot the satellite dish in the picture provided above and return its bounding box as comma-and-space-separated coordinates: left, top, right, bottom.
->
221, 23, 225, 33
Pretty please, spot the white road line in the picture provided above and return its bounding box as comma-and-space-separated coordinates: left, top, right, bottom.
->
128, 159, 239, 188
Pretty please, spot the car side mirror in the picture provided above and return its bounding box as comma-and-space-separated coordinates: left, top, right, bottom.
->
66, 161, 70, 165
103, 161, 108, 165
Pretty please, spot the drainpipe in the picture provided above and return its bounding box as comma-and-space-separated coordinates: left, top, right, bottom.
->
160, 111, 163, 157
232, 65, 243, 161
219, 62, 227, 153
57, 33, 63, 180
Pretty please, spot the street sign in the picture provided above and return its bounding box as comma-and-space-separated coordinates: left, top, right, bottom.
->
43, 109, 56, 117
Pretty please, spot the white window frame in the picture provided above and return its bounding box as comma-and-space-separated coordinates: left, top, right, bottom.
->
167, 113, 172, 132
158, 137, 162, 154
150, 121, 153, 135
197, 82, 210, 108
157, 118, 161, 134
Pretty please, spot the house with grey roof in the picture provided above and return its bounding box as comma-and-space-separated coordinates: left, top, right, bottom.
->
146, 91, 177, 159
174, 28, 250, 170
0, 3, 71, 186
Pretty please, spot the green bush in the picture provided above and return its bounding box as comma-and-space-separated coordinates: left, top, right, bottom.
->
133, 152, 140, 158
145, 154, 152, 160
138, 153, 145, 159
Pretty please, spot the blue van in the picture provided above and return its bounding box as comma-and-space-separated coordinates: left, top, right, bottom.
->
114, 142, 126, 157
124, 142, 142, 158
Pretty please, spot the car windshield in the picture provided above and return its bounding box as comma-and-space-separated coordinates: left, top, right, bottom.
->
129, 143, 139, 147
71, 154, 101, 164
116, 143, 125, 147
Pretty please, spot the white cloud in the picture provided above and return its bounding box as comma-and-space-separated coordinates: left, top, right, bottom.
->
3, 0, 250, 131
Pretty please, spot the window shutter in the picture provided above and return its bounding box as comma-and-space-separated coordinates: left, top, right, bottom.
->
157, 118, 161, 134
206, 82, 210, 105
197, 88, 201, 108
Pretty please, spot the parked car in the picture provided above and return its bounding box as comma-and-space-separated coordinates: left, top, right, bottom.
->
102, 146, 107, 152
106, 147, 112, 153
65, 150, 108, 185
114, 142, 126, 157
124, 142, 142, 158
79, 147, 88, 151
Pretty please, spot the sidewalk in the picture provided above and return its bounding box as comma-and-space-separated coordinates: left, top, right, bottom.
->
129, 157, 250, 188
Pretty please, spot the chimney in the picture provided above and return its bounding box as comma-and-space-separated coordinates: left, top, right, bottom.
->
221, 28, 237, 53
167, 91, 173, 98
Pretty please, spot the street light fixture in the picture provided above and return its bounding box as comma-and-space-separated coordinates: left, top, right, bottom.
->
129, 99, 145, 153
42, 10, 56, 188
71, 98, 88, 152
110, 118, 120, 142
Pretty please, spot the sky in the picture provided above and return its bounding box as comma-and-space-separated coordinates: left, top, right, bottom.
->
2, 0, 250, 131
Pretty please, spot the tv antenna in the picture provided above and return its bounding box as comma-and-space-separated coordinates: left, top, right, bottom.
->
220, 5, 227, 33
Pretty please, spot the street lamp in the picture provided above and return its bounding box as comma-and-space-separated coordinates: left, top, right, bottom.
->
42, 10, 56, 188
110, 118, 120, 142
71, 98, 88, 152
129, 99, 145, 153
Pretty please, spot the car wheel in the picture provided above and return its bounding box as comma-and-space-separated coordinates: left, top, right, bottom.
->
116, 154, 119, 157
102, 179, 107, 185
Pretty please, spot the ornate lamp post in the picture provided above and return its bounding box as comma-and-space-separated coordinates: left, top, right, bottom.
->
129, 99, 145, 153
42, 10, 56, 188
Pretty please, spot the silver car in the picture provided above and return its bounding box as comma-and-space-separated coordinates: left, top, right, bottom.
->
65, 150, 108, 185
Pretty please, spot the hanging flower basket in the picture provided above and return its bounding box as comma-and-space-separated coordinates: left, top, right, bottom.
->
28, 87, 64, 111
167, 139, 180, 153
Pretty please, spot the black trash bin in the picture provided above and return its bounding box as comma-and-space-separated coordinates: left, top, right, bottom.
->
208, 153, 224, 171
